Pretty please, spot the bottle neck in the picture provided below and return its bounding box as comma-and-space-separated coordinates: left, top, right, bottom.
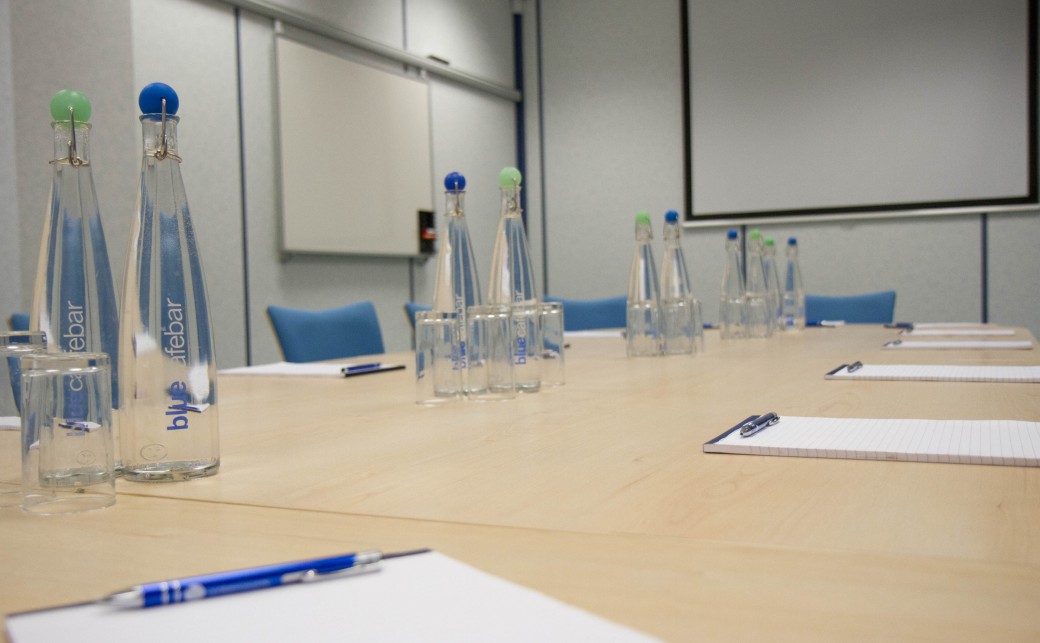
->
140, 114, 181, 161
499, 187, 522, 218
445, 191, 465, 218
51, 121, 91, 167
663, 222, 681, 246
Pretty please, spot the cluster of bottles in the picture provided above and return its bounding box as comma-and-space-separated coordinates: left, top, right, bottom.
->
625, 210, 704, 358
719, 228, 805, 339
428, 166, 544, 396
29, 84, 219, 483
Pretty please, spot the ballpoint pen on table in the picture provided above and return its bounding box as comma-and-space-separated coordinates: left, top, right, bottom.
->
846, 361, 863, 373
103, 549, 429, 608
739, 412, 780, 438
342, 363, 405, 376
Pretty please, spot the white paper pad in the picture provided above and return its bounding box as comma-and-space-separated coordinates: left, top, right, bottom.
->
565, 330, 624, 338
826, 364, 1040, 383
884, 340, 1033, 350
220, 362, 360, 376
901, 329, 1015, 336
704, 416, 1040, 466
5, 551, 658, 643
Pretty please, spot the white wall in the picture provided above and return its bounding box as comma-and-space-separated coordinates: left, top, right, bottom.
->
5, 0, 1039, 360
535, 0, 1040, 339
3, 0, 519, 366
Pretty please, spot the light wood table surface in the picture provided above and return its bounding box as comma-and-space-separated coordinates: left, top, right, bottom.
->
3, 325, 1039, 641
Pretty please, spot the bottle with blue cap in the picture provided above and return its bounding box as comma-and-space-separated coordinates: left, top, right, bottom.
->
119, 83, 219, 481
30, 88, 121, 468
487, 167, 540, 392
626, 211, 661, 357
659, 210, 697, 355
431, 172, 482, 394
782, 237, 806, 329
744, 230, 773, 338
762, 237, 783, 332
719, 229, 747, 339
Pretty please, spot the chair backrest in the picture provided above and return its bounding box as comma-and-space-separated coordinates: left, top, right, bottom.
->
8, 313, 30, 331
805, 291, 896, 324
266, 301, 385, 363
544, 295, 627, 331
403, 302, 431, 330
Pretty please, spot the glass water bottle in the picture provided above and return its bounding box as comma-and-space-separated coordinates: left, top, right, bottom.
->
431, 172, 482, 393
626, 211, 661, 357
782, 237, 806, 330
719, 229, 747, 339
119, 83, 219, 481
744, 230, 773, 338
31, 89, 120, 442
660, 210, 695, 355
487, 167, 540, 392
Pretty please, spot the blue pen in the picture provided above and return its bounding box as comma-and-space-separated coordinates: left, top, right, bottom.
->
342, 363, 404, 376
103, 549, 425, 608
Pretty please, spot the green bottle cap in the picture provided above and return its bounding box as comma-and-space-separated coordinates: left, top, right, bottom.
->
764, 237, 775, 246
50, 89, 91, 122
749, 229, 762, 240
499, 166, 522, 188
635, 211, 651, 225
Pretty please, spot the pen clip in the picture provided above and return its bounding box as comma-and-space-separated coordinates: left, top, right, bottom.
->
846, 361, 863, 373
738, 412, 780, 437
299, 561, 381, 583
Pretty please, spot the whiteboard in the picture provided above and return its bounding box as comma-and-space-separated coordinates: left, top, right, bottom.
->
276, 37, 433, 256
687, 0, 1036, 220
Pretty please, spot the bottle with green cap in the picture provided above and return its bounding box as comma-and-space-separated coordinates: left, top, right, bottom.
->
487, 167, 540, 392
660, 210, 696, 355
762, 237, 783, 332
30, 89, 121, 445
744, 229, 773, 338
626, 211, 661, 357
119, 82, 219, 482
719, 229, 747, 339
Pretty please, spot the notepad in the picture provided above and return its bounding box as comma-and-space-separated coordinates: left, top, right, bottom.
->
900, 329, 1015, 336
704, 416, 1040, 467
5, 551, 658, 643
219, 362, 403, 377
884, 340, 1033, 350
825, 363, 1040, 383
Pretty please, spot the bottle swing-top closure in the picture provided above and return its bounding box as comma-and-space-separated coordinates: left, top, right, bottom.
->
49, 104, 89, 168
151, 98, 181, 163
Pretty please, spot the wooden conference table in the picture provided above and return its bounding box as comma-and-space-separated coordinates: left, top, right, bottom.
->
3, 325, 1039, 641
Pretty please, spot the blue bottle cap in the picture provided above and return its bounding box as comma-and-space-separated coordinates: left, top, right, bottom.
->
727, 229, 738, 240
444, 172, 466, 191
139, 83, 179, 115
788, 237, 798, 246
665, 210, 679, 223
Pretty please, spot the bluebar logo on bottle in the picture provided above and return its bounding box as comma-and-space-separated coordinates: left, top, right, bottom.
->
163, 296, 188, 364
513, 292, 527, 365
64, 300, 86, 351
164, 296, 190, 431
454, 294, 467, 369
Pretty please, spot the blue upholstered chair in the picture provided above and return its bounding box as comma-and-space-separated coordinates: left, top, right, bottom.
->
403, 302, 431, 330
266, 301, 385, 362
8, 313, 30, 331
543, 295, 627, 331
805, 290, 896, 324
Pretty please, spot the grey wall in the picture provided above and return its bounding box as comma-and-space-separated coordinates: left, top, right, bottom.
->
536, 0, 1040, 340
3, 0, 1038, 365
2, 0, 519, 366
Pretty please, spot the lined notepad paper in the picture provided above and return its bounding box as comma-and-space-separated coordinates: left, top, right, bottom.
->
6, 551, 658, 643
826, 364, 1040, 383
884, 340, 1033, 350
704, 416, 1040, 466
901, 329, 1015, 336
